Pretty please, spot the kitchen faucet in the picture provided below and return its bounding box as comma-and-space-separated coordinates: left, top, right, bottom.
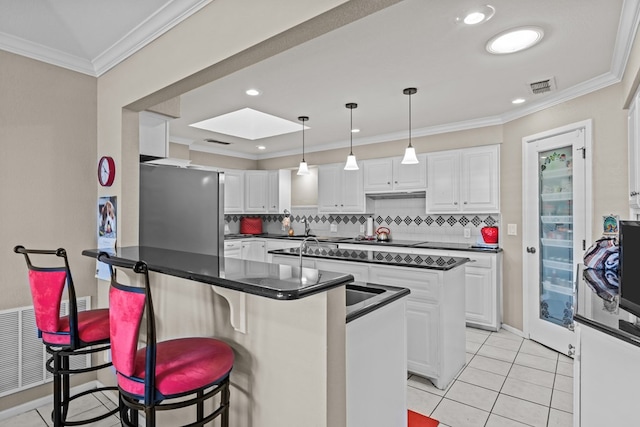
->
299, 236, 320, 270
302, 218, 311, 236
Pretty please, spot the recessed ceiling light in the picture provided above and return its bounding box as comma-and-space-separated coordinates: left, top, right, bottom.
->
190, 108, 304, 140
256, 145, 266, 150
245, 89, 261, 96
351, 128, 360, 133
457, 5, 495, 25
486, 26, 544, 54
512, 98, 526, 104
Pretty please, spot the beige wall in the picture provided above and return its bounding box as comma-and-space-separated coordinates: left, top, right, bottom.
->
0, 50, 98, 410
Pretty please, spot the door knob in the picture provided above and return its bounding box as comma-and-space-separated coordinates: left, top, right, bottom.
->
568, 344, 575, 356
526, 247, 536, 254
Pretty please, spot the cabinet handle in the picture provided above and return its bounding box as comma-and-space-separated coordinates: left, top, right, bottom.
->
463, 201, 467, 204
395, 181, 398, 184
568, 344, 575, 356
454, 202, 458, 205
632, 191, 639, 197
526, 247, 536, 254
387, 182, 391, 185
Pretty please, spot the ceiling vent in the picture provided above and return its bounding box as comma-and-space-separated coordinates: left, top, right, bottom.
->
527, 77, 556, 95
204, 138, 231, 145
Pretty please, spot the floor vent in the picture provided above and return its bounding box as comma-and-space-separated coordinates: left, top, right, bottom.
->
0, 297, 91, 397
528, 77, 556, 95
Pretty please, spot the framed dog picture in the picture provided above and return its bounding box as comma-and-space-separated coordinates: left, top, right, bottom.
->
96, 196, 117, 279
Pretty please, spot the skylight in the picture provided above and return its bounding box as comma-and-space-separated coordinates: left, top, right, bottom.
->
190, 108, 305, 140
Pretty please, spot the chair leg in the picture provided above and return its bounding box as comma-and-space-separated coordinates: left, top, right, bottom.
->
197, 390, 204, 422
145, 406, 155, 427
52, 352, 63, 427
221, 381, 230, 427
61, 354, 70, 423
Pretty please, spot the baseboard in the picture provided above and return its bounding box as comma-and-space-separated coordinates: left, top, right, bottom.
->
501, 323, 526, 338
0, 381, 99, 422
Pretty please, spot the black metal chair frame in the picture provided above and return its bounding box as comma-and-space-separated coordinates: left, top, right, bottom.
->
14, 246, 119, 427
99, 253, 231, 427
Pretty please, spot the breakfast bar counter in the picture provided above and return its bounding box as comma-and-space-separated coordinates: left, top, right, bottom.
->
84, 246, 352, 427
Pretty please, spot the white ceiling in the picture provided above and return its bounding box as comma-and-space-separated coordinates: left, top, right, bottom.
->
1, 0, 638, 160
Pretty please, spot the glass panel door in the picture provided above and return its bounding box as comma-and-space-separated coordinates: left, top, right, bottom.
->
538, 147, 574, 328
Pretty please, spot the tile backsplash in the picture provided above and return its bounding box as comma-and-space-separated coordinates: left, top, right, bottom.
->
225, 197, 500, 244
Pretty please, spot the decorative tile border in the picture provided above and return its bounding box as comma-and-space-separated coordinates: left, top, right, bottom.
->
225, 213, 498, 228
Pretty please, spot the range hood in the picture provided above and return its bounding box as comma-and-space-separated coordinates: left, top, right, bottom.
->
365, 191, 426, 200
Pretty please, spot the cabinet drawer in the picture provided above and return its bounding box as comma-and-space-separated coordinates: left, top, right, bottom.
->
463, 253, 493, 268
369, 265, 441, 302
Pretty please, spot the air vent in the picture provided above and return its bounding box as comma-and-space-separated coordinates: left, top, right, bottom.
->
204, 138, 231, 145
528, 77, 556, 95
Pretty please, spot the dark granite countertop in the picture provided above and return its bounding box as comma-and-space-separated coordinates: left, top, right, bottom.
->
225, 233, 502, 253
346, 282, 410, 323
270, 246, 469, 271
82, 246, 354, 301
574, 264, 640, 348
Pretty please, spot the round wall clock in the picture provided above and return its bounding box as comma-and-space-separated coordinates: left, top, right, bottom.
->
98, 156, 116, 187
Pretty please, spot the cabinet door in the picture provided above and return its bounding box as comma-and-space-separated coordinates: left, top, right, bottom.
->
363, 158, 394, 192
241, 240, 266, 262
393, 155, 427, 190
406, 300, 439, 378
267, 171, 280, 213
224, 241, 242, 258
426, 151, 460, 213
244, 171, 268, 213
629, 98, 640, 208
460, 146, 499, 212
318, 164, 341, 213
341, 163, 365, 213
223, 170, 244, 213
464, 265, 494, 327
315, 259, 368, 282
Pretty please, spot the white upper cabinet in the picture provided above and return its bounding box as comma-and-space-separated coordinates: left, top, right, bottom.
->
318, 162, 365, 213
267, 170, 291, 213
426, 145, 500, 214
629, 90, 640, 208
244, 171, 269, 213
222, 169, 244, 214
363, 155, 427, 192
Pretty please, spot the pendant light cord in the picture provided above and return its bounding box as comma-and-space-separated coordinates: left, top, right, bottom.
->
350, 107, 354, 155
408, 91, 413, 149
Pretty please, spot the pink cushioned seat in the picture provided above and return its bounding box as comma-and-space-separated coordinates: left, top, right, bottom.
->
118, 337, 234, 398
41, 308, 110, 346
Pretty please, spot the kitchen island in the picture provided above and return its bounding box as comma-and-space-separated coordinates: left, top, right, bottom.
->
84, 246, 357, 427
271, 246, 469, 389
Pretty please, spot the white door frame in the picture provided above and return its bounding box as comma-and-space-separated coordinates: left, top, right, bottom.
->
522, 119, 593, 339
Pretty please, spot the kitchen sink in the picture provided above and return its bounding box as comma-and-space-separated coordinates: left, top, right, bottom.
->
345, 284, 386, 306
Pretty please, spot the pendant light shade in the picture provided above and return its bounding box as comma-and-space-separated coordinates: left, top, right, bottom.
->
401, 87, 419, 165
344, 103, 359, 171
297, 116, 310, 176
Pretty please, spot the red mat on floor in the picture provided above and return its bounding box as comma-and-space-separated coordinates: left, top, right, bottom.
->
408, 410, 439, 427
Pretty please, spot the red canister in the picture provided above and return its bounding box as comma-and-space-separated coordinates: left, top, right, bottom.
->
481, 226, 499, 244
240, 217, 263, 235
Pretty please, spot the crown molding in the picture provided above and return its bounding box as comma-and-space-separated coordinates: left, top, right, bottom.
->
611, 0, 640, 79
0, 31, 96, 75
0, 0, 212, 77
93, 0, 212, 76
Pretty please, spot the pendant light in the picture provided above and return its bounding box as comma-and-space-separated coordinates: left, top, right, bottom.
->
344, 103, 359, 170
401, 87, 419, 165
297, 116, 310, 175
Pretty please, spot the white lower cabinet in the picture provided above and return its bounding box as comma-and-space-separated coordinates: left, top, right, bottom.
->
223, 241, 242, 259
574, 323, 640, 427
405, 300, 439, 378
241, 240, 266, 262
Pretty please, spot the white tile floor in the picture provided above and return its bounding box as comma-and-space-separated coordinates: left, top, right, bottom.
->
409, 327, 574, 427
1, 327, 572, 427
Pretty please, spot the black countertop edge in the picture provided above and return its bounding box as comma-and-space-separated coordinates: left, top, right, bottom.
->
82, 247, 354, 301
346, 283, 411, 323
270, 247, 469, 271
573, 313, 640, 348
225, 234, 502, 253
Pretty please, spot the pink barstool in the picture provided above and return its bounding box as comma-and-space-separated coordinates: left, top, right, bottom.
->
14, 246, 118, 426
99, 252, 234, 427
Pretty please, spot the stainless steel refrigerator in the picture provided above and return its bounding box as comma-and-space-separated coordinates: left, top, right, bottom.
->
139, 163, 224, 256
